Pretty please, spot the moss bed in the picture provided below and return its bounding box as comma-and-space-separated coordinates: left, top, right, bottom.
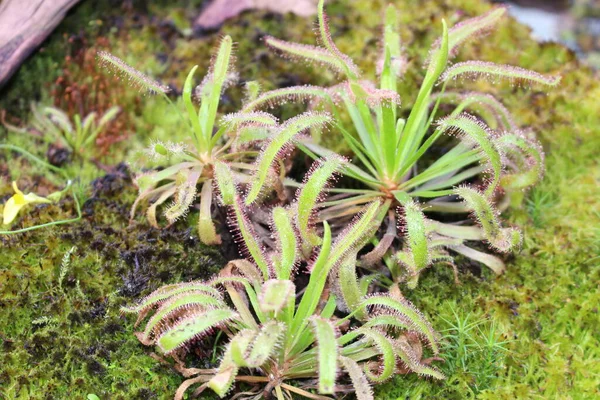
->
0, 0, 598, 399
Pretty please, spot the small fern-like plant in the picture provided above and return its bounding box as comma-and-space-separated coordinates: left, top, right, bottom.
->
100, 37, 328, 245
256, 0, 559, 288
122, 159, 443, 399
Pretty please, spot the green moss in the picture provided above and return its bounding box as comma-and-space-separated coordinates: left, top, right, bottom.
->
0, 171, 223, 399
1, 0, 599, 398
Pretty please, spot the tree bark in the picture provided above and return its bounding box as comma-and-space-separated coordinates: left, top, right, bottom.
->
0, 0, 81, 88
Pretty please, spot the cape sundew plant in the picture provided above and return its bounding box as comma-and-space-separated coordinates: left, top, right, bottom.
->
257, 0, 559, 287
122, 159, 443, 399
99, 37, 328, 245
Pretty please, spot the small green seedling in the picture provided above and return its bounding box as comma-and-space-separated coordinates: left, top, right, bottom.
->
5, 103, 120, 160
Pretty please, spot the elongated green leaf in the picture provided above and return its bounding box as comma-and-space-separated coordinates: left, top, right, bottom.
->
221, 111, 278, 128
339, 253, 364, 318
354, 328, 395, 382
295, 156, 346, 248
438, 113, 502, 197
339, 356, 374, 400
157, 308, 238, 354
359, 295, 439, 354
214, 163, 270, 278
183, 65, 204, 149
137, 292, 225, 344
271, 207, 297, 280
329, 201, 382, 267
396, 20, 448, 174
497, 132, 545, 190
265, 36, 349, 75
317, 0, 360, 80
361, 314, 412, 332
435, 91, 516, 130
454, 186, 521, 252
229, 197, 271, 279
311, 316, 339, 394
245, 112, 331, 205
379, 5, 403, 88
242, 85, 331, 112
198, 36, 235, 148
245, 321, 286, 367
121, 281, 221, 315
230, 329, 256, 367
392, 336, 445, 379
198, 180, 221, 245
430, 7, 506, 61
214, 161, 236, 206
97, 51, 171, 95
290, 222, 331, 341
210, 333, 249, 397
396, 200, 430, 281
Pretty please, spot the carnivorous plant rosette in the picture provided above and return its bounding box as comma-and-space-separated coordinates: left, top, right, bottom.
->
122, 159, 443, 399
100, 37, 328, 245
251, 0, 559, 288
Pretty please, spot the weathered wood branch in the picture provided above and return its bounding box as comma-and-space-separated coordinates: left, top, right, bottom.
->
0, 0, 81, 88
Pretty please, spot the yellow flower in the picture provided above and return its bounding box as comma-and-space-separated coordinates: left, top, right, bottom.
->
2, 182, 52, 225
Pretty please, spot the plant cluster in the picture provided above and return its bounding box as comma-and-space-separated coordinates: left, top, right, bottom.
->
116, 1, 561, 398
101, 36, 329, 245
0, 0, 562, 398
123, 160, 443, 399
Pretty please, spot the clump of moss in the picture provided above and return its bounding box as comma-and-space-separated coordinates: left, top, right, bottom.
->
0, 164, 224, 399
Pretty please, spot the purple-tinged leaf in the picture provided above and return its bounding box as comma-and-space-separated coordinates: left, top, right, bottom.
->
265, 36, 349, 75
428, 7, 507, 65
242, 85, 331, 112
245, 112, 331, 205
157, 308, 238, 354
339, 356, 374, 400
454, 186, 522, 253
437, 113, 503, 197
316, 0, 361, 80
497, 131, 545, 190
97, 51, 171, 95
441, 61, 561, 87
